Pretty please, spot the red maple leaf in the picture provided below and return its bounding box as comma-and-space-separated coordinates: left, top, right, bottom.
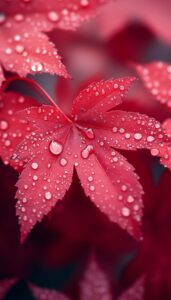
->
135, 62, 171, 108
1, 77, 171, 241
0, 0, 109, 84
97, 0, 171, 45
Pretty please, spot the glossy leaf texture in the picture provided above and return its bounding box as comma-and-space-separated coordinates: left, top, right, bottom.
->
118, 277, 144, 300
0, 0, 109, 82
97, 0, 171, 45
0, 279, 17, 300
4, 77, 171, 242
135, 62, 171, 108
80, 256, 112, 300
29, 283, 70, 300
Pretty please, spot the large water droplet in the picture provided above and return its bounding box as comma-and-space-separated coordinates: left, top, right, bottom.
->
49, 140, 63, 155
81, 145, 94, 159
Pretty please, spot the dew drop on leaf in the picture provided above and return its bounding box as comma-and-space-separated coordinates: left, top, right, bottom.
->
47, 11, 59, 22
81, 145, 94, 159
31, 162, 39, 170
134, 133, 142, 140
0, 120, 8, 130
85, 128, 95, 139
45, 191, 52, 200
60, 158, 68, 166
151, 148, 160, 156
49, 140, 63, 155
121, 207, 130, 217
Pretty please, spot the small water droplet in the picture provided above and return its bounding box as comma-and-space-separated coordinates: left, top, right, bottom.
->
31, 162, 38, 170
81, 145, 94, 159
31, 62, 44, 72
60, 158, 68, 166
121, 207, 130, 217
89, 185, 95, 191
4, 140, 11, 147
134, 133, 142, 140
0, 120, 8, 130
88, 176, 93, 182
147, 136, 155, 142
33, 175, 38, 181
48, 11, 59, 22
80, 0, 89, 6
15, 44, 24, 54
85, 128, 95, 139
45, 191, 52, 200
127, 195, 134, 203
151, 148, 159, 156
49, 140, 63, 155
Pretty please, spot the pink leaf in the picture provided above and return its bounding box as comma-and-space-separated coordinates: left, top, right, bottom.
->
0, 92, 38, 170
10, 77, 171, 241
135, 62, 171, 108
0, 279, 17, 299
29, 283, 70, 300
0, 0, 109, 82
97, 0, 171, 45
80, 256, 112, 300
118, 277, 144, 300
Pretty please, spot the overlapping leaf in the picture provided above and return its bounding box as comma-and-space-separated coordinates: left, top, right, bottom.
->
136, 62, 171, 108
0, 0, 109, 83
1, 77, 171, 241
97, 0, 171, 45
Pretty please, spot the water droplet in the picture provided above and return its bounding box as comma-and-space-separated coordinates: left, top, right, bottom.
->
134, 133, 142, 140
121, 185, 127, 191
60, 158, 68, 166
85, 128, 95, 139
88, 176, 93, 182
4, 140, 11, 147
0, 120, 8, 130
121, 207, 130, 217
33, 175, 38, 181
48, 11, 59, 22
31, 162, 38, 170
147, 136, 155, 142
89, 185, 95, 191
81, 145, 94, 159
80, 0, 89, 6
15, 44, 24, 54
151, 148, 159, 156
127, 195, 134, 203
5, 48, 12, 55
45, 191, 52, 200
31, 62, 44, 72
49, 140, 63, 155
